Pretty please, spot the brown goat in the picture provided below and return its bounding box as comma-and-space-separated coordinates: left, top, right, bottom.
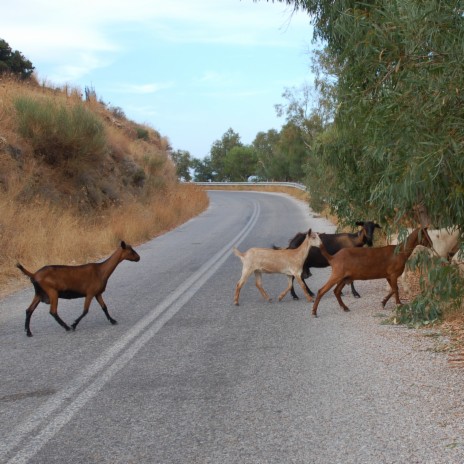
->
233, 229, 322, 306
311, 227, 431, 316
17, 241, 140, 336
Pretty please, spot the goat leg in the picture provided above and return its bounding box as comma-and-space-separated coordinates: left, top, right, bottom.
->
97, 295, 117, 325
290, 276, 299, 300
312, 277, 338, 316
278, 276, 293, 301
24, 295, 41, 337
48, 293, 71, 332
350, 282, 361, 298
382, 278, 402, 307
234, 268, 253, 305
334, 281, 350, 312
294, 274, 313, 302
290, 275, 315, 300
50, 312, 71, 332
254, 271, 272, 302
72, 295, 94, 330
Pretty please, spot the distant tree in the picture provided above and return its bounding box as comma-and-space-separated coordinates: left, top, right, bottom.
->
171, 149, 192, 181
277, 122, 308, 181
191, 156, 215, 182
253, 129, 280, 180
210, 128, 242, 180
223, 146, 258, 181
0, 39, 34, 79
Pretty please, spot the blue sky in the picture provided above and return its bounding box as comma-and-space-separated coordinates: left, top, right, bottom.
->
2, 0, 316, 159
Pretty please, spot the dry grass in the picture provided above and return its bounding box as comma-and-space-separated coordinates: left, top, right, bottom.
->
1, 183, 208, 298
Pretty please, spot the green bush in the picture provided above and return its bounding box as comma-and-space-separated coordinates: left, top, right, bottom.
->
394, 252, 464, 326
136, 127, 149, 140
14, 96, 106, 165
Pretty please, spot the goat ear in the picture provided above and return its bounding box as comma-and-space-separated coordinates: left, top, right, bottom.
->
375, 223, 382, 229
307, 228, 312, 236
121, 241, 127, 249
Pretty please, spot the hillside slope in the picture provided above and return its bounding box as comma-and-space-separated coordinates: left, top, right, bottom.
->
0, 77, 208, 296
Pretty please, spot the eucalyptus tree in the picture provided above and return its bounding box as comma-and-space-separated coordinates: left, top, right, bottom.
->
265, 0, 464, 229
253, 129, 280, 180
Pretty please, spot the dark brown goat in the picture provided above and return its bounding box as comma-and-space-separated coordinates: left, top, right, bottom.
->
17, 241, 140, 336
311, 227, 431, 316
279, 221, 381, 299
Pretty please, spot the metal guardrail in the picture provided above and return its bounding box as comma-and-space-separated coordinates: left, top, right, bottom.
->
193, 181, 307, 191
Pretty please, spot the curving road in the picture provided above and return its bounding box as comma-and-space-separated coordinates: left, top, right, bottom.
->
0, 191, 463, 463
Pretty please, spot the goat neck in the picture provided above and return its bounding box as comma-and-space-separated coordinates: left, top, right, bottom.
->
300, 229, 319, 259
355, 228, 367, 246
98, 246, 127, 281
398, 227, 430, 257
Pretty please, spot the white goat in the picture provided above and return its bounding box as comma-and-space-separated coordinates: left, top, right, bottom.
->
388, 227, 460, 297
389, 227, 459, 258
233, 229, 322, 306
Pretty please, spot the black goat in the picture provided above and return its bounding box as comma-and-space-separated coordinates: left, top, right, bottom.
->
279, 221, 381, 299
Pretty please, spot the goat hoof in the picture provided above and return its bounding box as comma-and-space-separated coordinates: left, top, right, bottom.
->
26, 332, 33, 337
353, 294, 361, 299
292, 296, 299, 301
343, 308, 350, 312
110, 319, 118, 325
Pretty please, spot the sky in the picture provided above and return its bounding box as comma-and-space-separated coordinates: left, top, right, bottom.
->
2, 0, 317, 159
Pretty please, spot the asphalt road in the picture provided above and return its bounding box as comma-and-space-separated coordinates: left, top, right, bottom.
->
0, 191, 463, 464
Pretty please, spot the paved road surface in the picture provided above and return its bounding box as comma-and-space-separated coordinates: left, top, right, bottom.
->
0, 191, 463, 463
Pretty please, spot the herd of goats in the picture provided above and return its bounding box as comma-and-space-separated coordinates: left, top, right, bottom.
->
15, 220, 462, 337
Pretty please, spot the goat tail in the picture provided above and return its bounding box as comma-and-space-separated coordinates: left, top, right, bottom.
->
232, 247, 244, 259
16, 263, 34, 278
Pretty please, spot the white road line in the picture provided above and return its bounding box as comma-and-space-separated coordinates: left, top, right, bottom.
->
3, 201, 260, 464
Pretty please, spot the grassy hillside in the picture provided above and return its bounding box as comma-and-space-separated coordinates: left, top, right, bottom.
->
0, 76, 208, 296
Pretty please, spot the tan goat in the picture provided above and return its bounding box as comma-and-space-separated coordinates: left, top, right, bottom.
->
311, 227, 432, 316
233, 229, 322, 305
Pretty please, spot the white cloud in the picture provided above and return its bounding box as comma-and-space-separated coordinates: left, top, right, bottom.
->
110, 82, 175, 94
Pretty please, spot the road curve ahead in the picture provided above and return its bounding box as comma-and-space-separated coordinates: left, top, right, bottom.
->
0, 191, 463, 463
